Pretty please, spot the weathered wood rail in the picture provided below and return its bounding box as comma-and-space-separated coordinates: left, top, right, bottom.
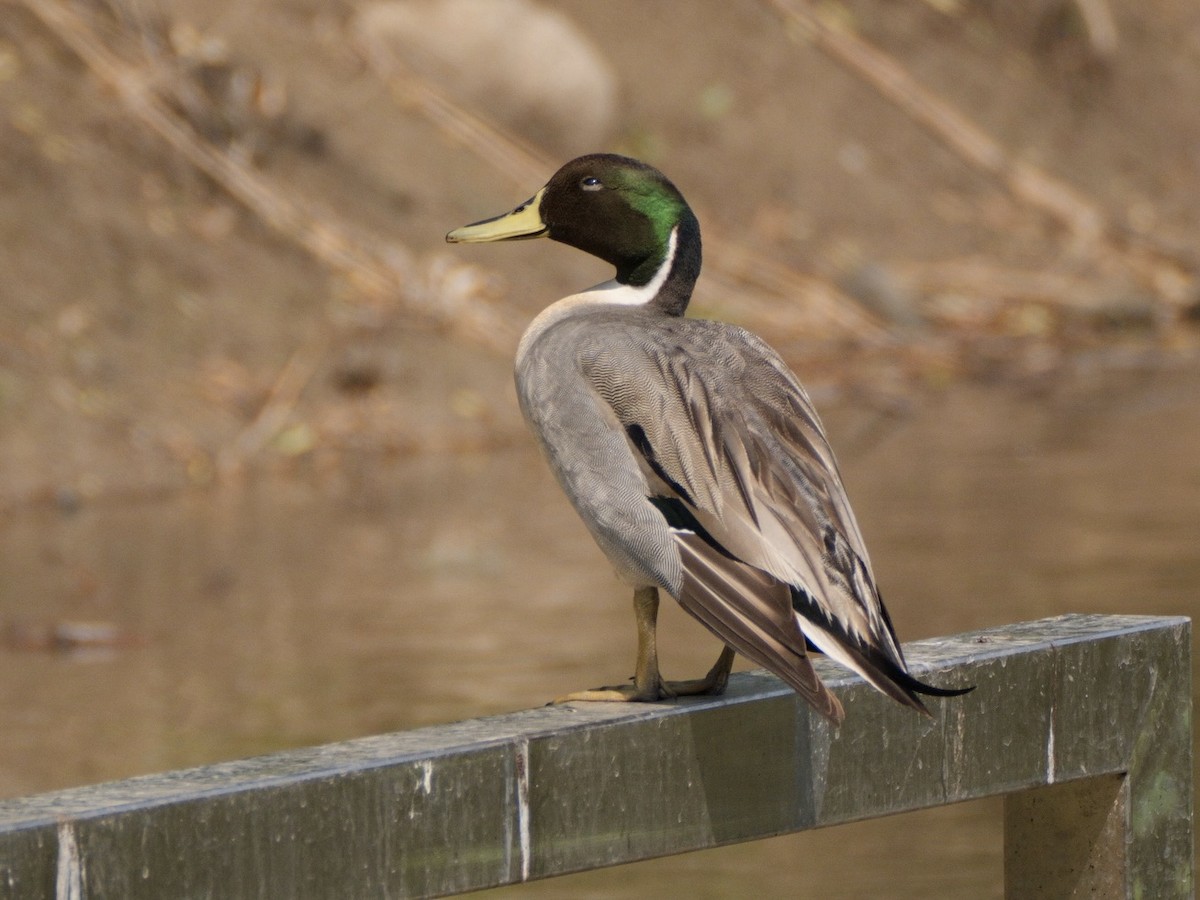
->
0, 614, 1192, 898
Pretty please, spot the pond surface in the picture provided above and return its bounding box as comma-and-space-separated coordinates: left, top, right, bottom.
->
2, 361, 1197, 898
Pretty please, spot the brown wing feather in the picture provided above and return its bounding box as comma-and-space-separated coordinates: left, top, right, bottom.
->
674, 532, 844, 725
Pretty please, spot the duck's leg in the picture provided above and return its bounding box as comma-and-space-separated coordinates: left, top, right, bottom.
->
663, 645, 736, 697
555, 586, 667, 702
555, 588, 735, 702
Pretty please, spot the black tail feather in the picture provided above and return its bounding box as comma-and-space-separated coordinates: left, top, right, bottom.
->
893, 668, 975, 698
789, 583, 974, 708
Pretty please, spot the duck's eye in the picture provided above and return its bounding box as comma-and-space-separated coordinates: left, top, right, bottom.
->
580, 176, 603, 191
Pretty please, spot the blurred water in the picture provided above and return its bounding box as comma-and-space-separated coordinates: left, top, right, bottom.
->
1, 362, 1196, 898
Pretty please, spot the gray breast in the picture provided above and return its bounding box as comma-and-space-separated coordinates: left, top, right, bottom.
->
514, 308, 684, 594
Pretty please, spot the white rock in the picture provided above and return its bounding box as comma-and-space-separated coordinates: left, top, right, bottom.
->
353, 0, 617, 154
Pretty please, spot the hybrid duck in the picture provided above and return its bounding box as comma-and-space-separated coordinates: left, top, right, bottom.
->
447, 153, 967, 724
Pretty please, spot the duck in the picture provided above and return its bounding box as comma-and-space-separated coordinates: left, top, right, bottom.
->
446, 153, 968, 725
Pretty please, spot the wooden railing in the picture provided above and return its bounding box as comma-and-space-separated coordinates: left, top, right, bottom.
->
0, 614, 1192, 898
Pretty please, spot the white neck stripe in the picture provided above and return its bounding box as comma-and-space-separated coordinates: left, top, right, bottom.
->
516, 227, 678, 365
578, 226, 677, 307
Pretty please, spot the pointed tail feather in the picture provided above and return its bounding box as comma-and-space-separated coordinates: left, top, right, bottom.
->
797, 614, 974, 717
657, 501, 968, 723
894, 669, 975, 698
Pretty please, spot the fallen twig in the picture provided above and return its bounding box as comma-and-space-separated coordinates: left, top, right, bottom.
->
1074, 0, 1119, 60
765, 0, 1198, 318
216, 336, 329, 478
18, 0, 518, 354
766, 0, 1107, 251
895, 258, 1102, 308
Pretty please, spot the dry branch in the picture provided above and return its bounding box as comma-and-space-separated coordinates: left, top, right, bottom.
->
1074, 0, 1119, 59
216, 336, 328, 478
18, 0, 518, 355
766, 0, 1107, 252
765, 0, 1200, 321
895, 258, 1100, 308
362, 48, 551, 190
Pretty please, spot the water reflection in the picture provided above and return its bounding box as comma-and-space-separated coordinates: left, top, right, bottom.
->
1, 362, 1196, 897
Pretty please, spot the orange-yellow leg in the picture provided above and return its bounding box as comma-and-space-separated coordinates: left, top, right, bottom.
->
666, 644, 736, 697
556, 587, 737, 702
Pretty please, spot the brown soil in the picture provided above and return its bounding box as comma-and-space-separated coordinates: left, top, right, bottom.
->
2, 0, 1199, 506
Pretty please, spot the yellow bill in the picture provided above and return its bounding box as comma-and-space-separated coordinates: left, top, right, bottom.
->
446, 188, 548, 243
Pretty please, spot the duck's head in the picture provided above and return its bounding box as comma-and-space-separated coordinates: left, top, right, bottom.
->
447, 154, 701, 314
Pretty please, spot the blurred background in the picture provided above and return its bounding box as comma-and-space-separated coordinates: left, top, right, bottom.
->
1, 0, 1198, 896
